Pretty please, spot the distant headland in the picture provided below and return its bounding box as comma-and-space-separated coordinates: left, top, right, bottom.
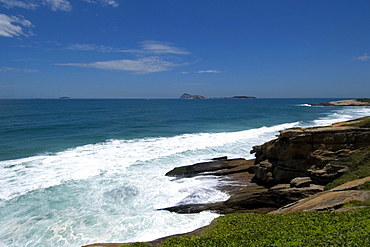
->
311, 98, 370, 106
179, 93, 257, 100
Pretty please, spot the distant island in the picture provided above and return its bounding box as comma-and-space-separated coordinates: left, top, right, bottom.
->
179, 93, 256, 100
58, 96, 70, 99
179, 93, 206, 99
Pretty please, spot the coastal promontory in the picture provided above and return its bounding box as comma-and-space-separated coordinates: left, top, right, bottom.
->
311, 98, 370, 106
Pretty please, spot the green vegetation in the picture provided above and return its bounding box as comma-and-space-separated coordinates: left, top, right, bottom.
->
347, 116, 370, 128
124, 243, 150, 247
325, 146, 370, 190
344, 200, 370, 207
156, 208, 370, 247
357, 98, 370, 103
359, 181, 370, 190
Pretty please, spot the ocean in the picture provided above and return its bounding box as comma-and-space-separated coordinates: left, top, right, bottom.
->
1, 98, 369, 247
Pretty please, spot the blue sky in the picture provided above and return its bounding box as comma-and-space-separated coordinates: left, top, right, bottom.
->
1, 0, 370, 99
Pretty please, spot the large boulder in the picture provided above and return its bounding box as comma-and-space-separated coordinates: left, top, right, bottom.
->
250, 117, 370, 185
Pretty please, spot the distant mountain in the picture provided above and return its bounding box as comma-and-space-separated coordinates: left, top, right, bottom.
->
179, 93, 206, 99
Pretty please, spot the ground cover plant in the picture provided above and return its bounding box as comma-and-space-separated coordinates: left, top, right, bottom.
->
157, 207, 370, 247
325, 146, 370, 190
357, 98, 370, 103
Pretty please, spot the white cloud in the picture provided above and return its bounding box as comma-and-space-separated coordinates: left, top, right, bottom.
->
354, 53, 370, 61
0, 66, 38, 72
59, 41, 191, 74
57, 56, 179, 74
0, 14, 34, 38
83, 0, 119, 7
42, 0, 72, 11
197, 70, 222, 74
122, 41, 190, 55
66, 43, 116, 52
0, 0, 37, 9
1, 0, 119, 10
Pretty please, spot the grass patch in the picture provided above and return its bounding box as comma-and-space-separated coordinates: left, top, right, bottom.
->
325, 146, 370, 190
347, 117, 370, 128
159, 208, 370, 247
124, 243, 151, 247
344, 200, 370, 207
357, 98, 370, 103
359, 181, 370, 190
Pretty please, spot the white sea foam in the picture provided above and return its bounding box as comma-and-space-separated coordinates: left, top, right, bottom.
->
310, 106, 370, 127
296, 103, 312, 107
0, 121, 299, 201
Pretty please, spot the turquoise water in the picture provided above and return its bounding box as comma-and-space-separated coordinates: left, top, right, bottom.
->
0, 98, 369, 246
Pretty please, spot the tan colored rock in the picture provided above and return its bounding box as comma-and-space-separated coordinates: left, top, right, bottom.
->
250, 117, 370, 185
270, 176, 370, 214
270, 190, 370, 214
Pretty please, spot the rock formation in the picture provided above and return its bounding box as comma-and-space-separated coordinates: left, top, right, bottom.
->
270, 176, 370, 214
250, 118, 370, 185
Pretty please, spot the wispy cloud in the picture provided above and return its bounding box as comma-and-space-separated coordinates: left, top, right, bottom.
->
122, 41, 190, 55
1, 0, 120, 11
59, 41, 192, 74
82, 0, 119, 7
354, 53, 370, 61
12, 57, 43, 62
173, 82, 208, 86
66, 43, 116, 52
42, 0, 72, 11
65, 41, 191, 55
197, 70, 222, 74
0, 0, 38, 9
57, 56, 180, 74
0, 67, 38, 72
0, 14, 34, 38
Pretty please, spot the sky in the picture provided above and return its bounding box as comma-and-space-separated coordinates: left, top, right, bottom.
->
1, 0, 370, 99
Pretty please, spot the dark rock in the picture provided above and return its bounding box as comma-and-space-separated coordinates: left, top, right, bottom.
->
212, 156, 228, 160
165, 158, 253, 178
290, 177, 312, 188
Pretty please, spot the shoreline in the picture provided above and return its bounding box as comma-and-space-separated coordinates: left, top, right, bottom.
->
83, 116, 370, 247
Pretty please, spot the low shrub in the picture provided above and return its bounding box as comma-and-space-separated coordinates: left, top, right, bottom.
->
159, 208, 370, 247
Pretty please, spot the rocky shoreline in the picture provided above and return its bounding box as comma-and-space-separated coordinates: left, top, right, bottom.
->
83, 116, 370, 247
